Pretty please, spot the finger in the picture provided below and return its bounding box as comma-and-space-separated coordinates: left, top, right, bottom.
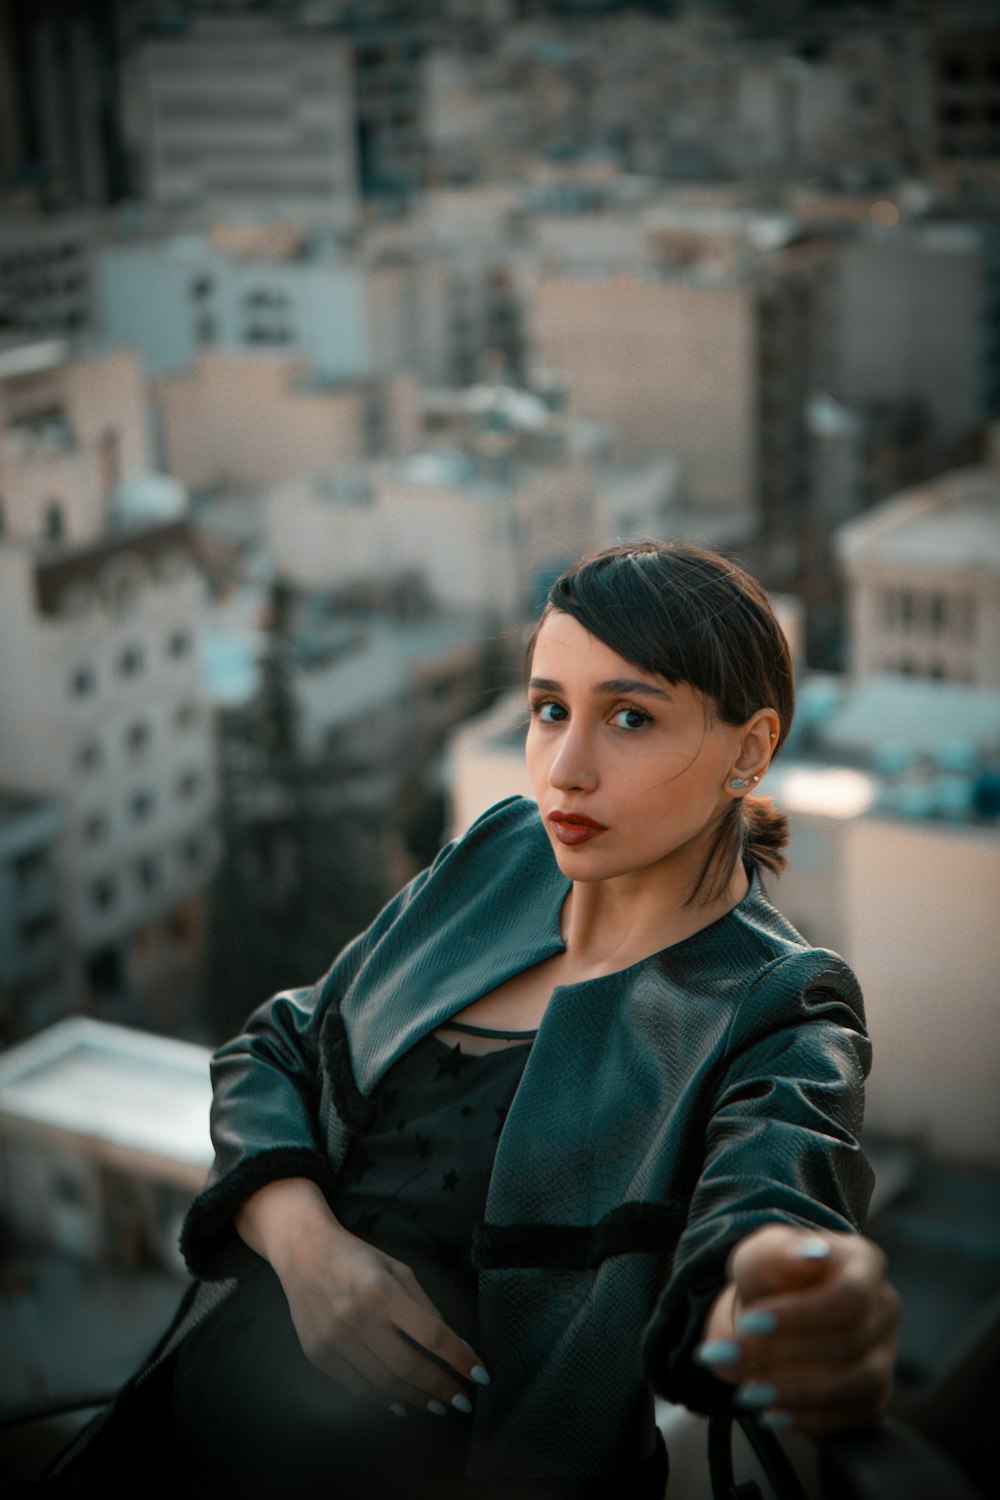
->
387, 1293, 491, 1392
317, 1308, 472, 1415
385, 1326, 481, 1414
736, 1271, 899, 1347
736, 1344, 895, 1434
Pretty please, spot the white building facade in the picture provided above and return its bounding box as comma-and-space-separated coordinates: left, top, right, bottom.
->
838, 460, 1000, 688
0, 522, 217, 1024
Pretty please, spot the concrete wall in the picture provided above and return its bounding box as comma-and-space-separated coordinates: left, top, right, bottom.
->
844, 816, 1000, 1166
532, 270, 757, 512
157, 351, 366, 491
838, 231, 984, 441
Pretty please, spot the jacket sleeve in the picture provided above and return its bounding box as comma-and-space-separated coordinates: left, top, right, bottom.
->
179, 857, 441, 1279
642, 952, 874, 1415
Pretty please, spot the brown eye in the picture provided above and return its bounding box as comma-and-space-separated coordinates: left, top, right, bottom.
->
612, 707, 652, 731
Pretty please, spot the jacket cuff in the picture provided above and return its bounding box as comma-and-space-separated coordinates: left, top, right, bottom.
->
179, 1147, 338, 1280
641, 1250, 739, 1417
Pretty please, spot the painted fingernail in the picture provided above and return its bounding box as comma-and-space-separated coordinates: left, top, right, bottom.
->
759, 1410, 794, 1431
694, 1339, 741, 1367
469, 1364, 491, 1386
735, 1310, 777, 1336
390, 1403, 407, 1418
796, 1237, 830, 1260
735, 1384, 779, 1409
451, 1393, 473, 1414
426, 1399, 448, 1416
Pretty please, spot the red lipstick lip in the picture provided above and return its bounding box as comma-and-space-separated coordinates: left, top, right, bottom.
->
548, 811, 608, 845
549, 811, 608, 831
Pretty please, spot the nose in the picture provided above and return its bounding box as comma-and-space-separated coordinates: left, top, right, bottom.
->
548, 723, 598, 794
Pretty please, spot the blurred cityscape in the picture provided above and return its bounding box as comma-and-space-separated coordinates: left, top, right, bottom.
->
0, 0, 998, 1490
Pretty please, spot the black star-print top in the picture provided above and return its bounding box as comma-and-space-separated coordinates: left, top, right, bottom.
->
334, 1024, 534, 1345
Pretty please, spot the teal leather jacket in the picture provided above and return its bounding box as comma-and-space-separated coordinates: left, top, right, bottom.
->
180, 796, 873, 1486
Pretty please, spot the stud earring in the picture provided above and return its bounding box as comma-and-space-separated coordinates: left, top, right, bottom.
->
730, 777, 748, 790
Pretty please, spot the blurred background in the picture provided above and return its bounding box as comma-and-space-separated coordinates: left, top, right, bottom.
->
0, 0, 998, 1489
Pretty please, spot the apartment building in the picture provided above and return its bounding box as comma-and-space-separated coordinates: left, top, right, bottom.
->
838, 460, 1000, 688
0, 519, 216, 1027
0, 337, 217, 1028
836, 223, 998, 456
0, 340, 150, 546
531, 215, 835, 535
265, 379, 681, 622
924, 16, 1000, 206
0, 213, 99, 338
0, 790, 67, 1041
156, 351, 419, 492
96, 231, 396, 380
135, 16, 359, 227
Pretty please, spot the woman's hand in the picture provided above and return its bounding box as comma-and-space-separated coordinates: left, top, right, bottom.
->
695, 1223, 901, 1435
235, 1178, 490, 1418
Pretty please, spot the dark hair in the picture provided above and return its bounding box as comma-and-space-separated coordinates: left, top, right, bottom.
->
529, 541, 794, 904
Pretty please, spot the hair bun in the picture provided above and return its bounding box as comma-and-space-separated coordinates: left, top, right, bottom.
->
743, 795, 789, 875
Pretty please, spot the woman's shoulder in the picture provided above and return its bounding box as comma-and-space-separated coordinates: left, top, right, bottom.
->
436, 795, 551, 874
663, 869, 863, 1026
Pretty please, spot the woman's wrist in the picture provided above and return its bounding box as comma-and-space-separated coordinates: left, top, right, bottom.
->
235, 1176, 349, 1276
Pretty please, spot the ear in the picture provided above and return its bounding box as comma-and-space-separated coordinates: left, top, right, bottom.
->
728, 708, 780, 792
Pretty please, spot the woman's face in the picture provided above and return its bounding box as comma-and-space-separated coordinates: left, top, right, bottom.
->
526, 611, 744, 885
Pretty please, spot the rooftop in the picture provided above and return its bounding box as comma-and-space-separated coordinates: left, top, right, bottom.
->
0, 1018, 213, 1187
32, 519, 195, 617
837, 466, 1000, 574
820, 674, 1000, 761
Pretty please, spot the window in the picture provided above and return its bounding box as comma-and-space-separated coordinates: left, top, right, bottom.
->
91, 876, 116, 911
70, 665, 96, 697
174, 702, 199, 731
126, 722, 151, 755
99, 430, 120, 498
136, 856, 160, 891
177, 771, 201, 801
180, 835, 202, 867
169, 902, 199, 944
168, 629, 193, 658
119, 644, 144, 677
77, 740, 102, 771
929, 594, 946, 634
20, 914, 55, 948
12, 848, 47, 889
44, 500, 65, 542
83, 812, 108, 844
130, 789, 155, 820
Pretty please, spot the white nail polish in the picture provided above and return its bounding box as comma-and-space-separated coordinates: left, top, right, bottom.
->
796, 1237, 830, 1260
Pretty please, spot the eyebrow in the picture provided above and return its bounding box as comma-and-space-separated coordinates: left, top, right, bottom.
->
528, 675, 673, 702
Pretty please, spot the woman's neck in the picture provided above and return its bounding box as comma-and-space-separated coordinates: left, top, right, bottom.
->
560, 857, 749, 978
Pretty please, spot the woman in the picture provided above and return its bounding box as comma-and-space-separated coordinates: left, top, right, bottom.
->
49, 543, 898, 1499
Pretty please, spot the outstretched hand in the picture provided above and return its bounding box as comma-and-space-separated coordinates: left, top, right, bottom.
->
695, 1224, 900, 1435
